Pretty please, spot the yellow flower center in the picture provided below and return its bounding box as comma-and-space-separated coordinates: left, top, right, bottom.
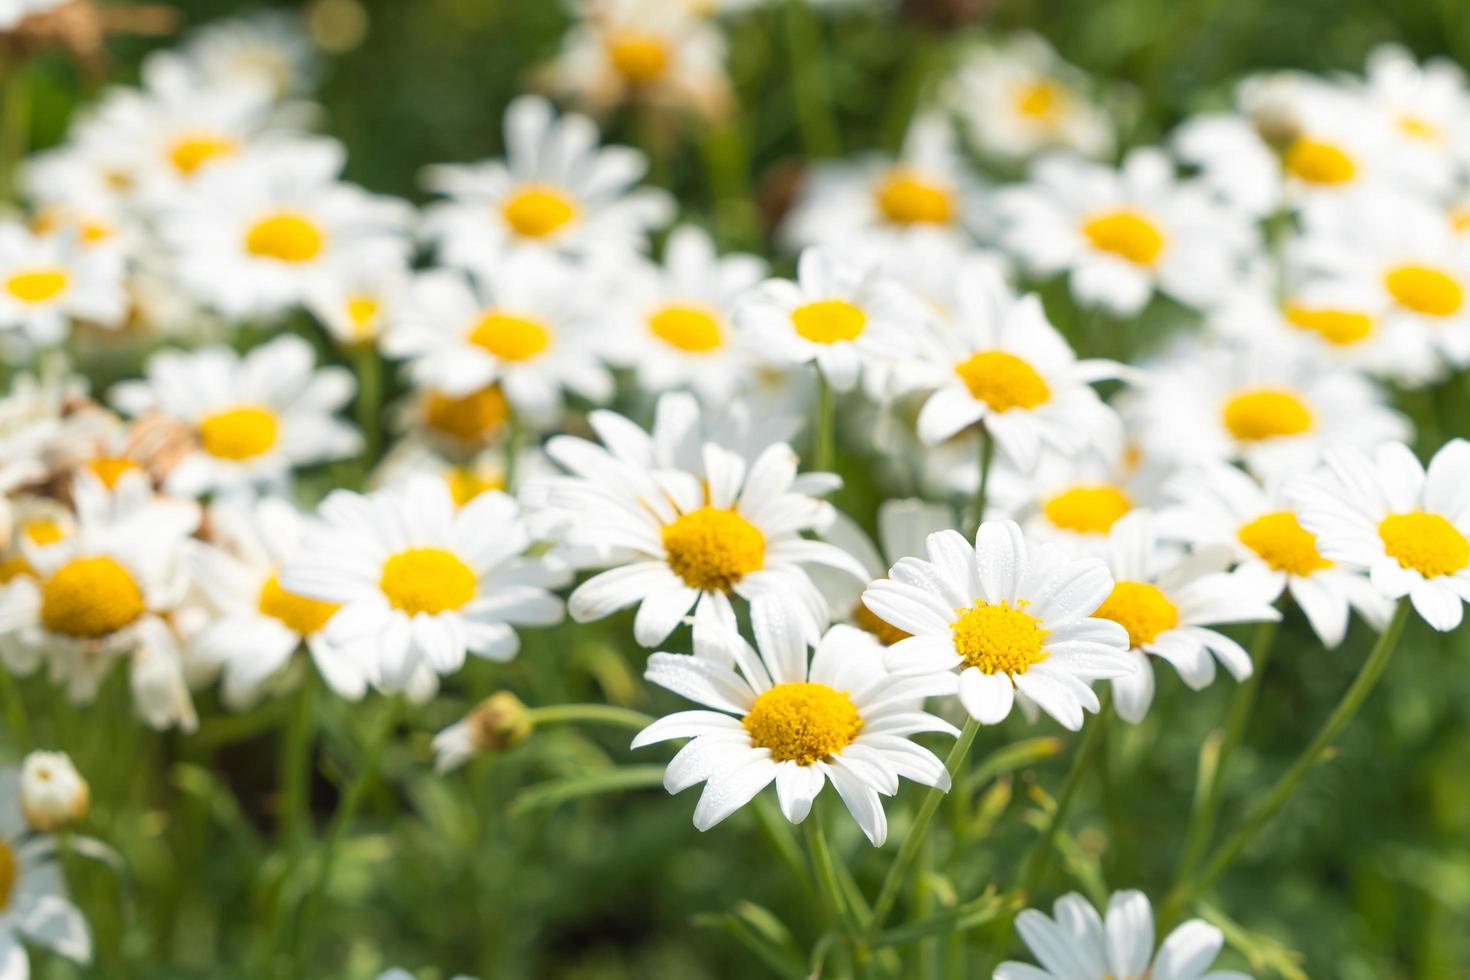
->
1397, 114, 1442, 142
423, 385, 509, 443
852, 593, 911, 646
1013, 78, 1064, 122
167, 132, 238, 175
1384, 264, 1463, 318
954, 350, 1051, 411
444, 466, 504, 507
1283, 137, 1357, 185
258, 573, 340, 635
198, 405, 280, 461
40, 555, 145, 639
0, 842, 14, 911
0, 555, 33, 583
791, 299, 867, 344
1042, 484, 1132, 535
1378, 511, 1470, 578
743, 682, 863, 765
244, 211, 325, 263
874, 169, 955, 226
648, 303, 724, 352
1221, 388, 1313, 442
1283, 303, 1374, 345
87, 456, 139, 489
950, 600, 1049, 675
4, 267, 69, 304
1081, 209, 1166, 266
468, 311, 551, 361
605, 32, 671, 82
1094, 580, 1178, 648
501, 185, 578, 239
1238, 511, 1331, 576
22, 519, 66, 546
379, 547, 477, 615
661, 506, 765, 592
344, 295, 380, 341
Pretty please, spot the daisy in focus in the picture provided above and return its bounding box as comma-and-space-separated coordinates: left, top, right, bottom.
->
0, 222, 126, 347
864, 520, 1132, 731
1291, 439, 1470, 631
634, 609, 957, 845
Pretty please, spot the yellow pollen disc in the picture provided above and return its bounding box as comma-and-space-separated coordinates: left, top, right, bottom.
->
1221, 388, 1313, 442
790, 299, 867, 345
661, 506, 765, 592
423, 385, 509, 443
1081, 209, 1166, 266
1450, 208, 1470, 233
0, 842, 14, 912
954, 350, 1050, 411
501, 185, 578, 239
87, 456, 139, 488
1013, 78, 1064, 122
1384, 264, 1464, 318
4, 268, 69, 304
1043, 484, 1132, 534
605, 33, 672, 82
0, 555, 33, 583
258, 573, 340, 635
345, 295, 380, 341
1283, 304, 1374, 345
1397, 114, 1441, 142
40, 555, 145, 639
743, 682, 862, 765
648, 304, 724, 352
444, 466, 504, 507
950, 600, 1049, 675
22, 519, 65, 546
873, 169, 955, 226
1239, 511, 1331, 576
379, 547, 477, 615
1094, 580, 1178, 648
167, 133, 238, 175
1378, 511, 1470, 578
852, 593, 911, 646
1283, 137, 1357, 185
469, 311, 551, 361
245, 211, 325, 263
198, 405, 280, 461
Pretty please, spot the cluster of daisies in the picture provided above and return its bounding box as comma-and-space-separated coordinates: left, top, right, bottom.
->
3, 2, 1470, 977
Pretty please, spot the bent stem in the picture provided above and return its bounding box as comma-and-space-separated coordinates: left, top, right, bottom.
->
869, 717, 981, 931
1017, 696, 1111, 896
1161, 598, 1411, 928
525, 703, 654, 731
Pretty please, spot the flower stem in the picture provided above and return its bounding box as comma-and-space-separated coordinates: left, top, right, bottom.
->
969, 427, 994, 538
814, 370, 836, 472
869, 717, 980, 931
1017, 696, 1111, 896
278, 666, 317, 853
0, 57, 31, 203
525, 703, 654, 731
804, 810, 860, 973
1160, 597, 1411, 927
353, 342, 383, 471
783, 0, 839, 158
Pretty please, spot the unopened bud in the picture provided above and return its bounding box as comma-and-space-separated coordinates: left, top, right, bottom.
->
20, 750, 89, 832
431, 692, 533, 774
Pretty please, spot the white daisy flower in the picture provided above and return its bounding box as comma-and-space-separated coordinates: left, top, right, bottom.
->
281, 477, 569, 692
864, 520, 1132, 731
422, 95, 674, 267
158, 139, 414, 319
995, 149, 1258, 315
996, 889, 1250, 980
1165, 463, 1392, 647
1170, 113, 1283, 218
1355, 44, 1470, 199
304, 248, 413, 348
110, 335, 361, 498
177, 10, 319, 101
634, 610, 958, 845
1272, 85, 1410, 203
945, 32, 1114, 162
603, 225, 766, 401
188, 496, 368, 708
907, 263, 1124, 472
383, 258, 613, 425
1127, 338, 1409, 481
1092, 511, 1280, 724
0, 768, 92, 975
734, 245, 926, 392
1291, 439, 1470, 631
0, 223, 126, 346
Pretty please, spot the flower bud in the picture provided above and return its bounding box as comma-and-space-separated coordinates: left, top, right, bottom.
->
431, 692, 533, 773
20, 750, 89, 832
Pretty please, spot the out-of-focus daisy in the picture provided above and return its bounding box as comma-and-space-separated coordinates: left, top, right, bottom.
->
996, 149, 1257, 315
1292, 440, 1470, 631
159, 139, 413, 319
782, 113, 985, 252
19, 750, 89, 832
996, 889, 1250, 980
304, 250, 413, 348
735, 245, 924, 392
282, 477, 568, 692
1127, 339, 1408, 481
604, 225, 765, 401
865, 520, 1132, 731
111, 336, 361, 498
1170, 114, 1283, 217
431, 691, 532, 773
1166, 464, 1392, 647
1355, 45, 1469, 199
177, 10, 319, 101
384, 259, 613, 424
1092, 511, 1279, 724
946, 33, 1113, 162
907, 265, 1124, 472
1274, 86, 1405, 203
0, 767, 92, 975
634, 610, 957, 845
422, 95, 673, 266
0, 223, 126, 346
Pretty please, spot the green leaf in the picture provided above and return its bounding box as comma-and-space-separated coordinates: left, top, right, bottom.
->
873, 889, 1021, 948
506, 765, 666, 817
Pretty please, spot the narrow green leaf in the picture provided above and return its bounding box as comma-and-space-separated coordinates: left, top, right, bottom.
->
506, 765, 666, 817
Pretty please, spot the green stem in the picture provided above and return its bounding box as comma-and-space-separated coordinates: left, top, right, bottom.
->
870, 717, 981, 931
353, 342, 382, 472
814, 370, 836, 472
805, 812, 858, 974
278, 667, 317, 853
503, 408, 524, 493
0, 57, 31, 203
969, 428, 994, 538
783, 0, 839, 158
0, 669, 29, 747
1160, 598, 1411, 927
525, 703, 654, 731
1017, 697, 1111, 896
